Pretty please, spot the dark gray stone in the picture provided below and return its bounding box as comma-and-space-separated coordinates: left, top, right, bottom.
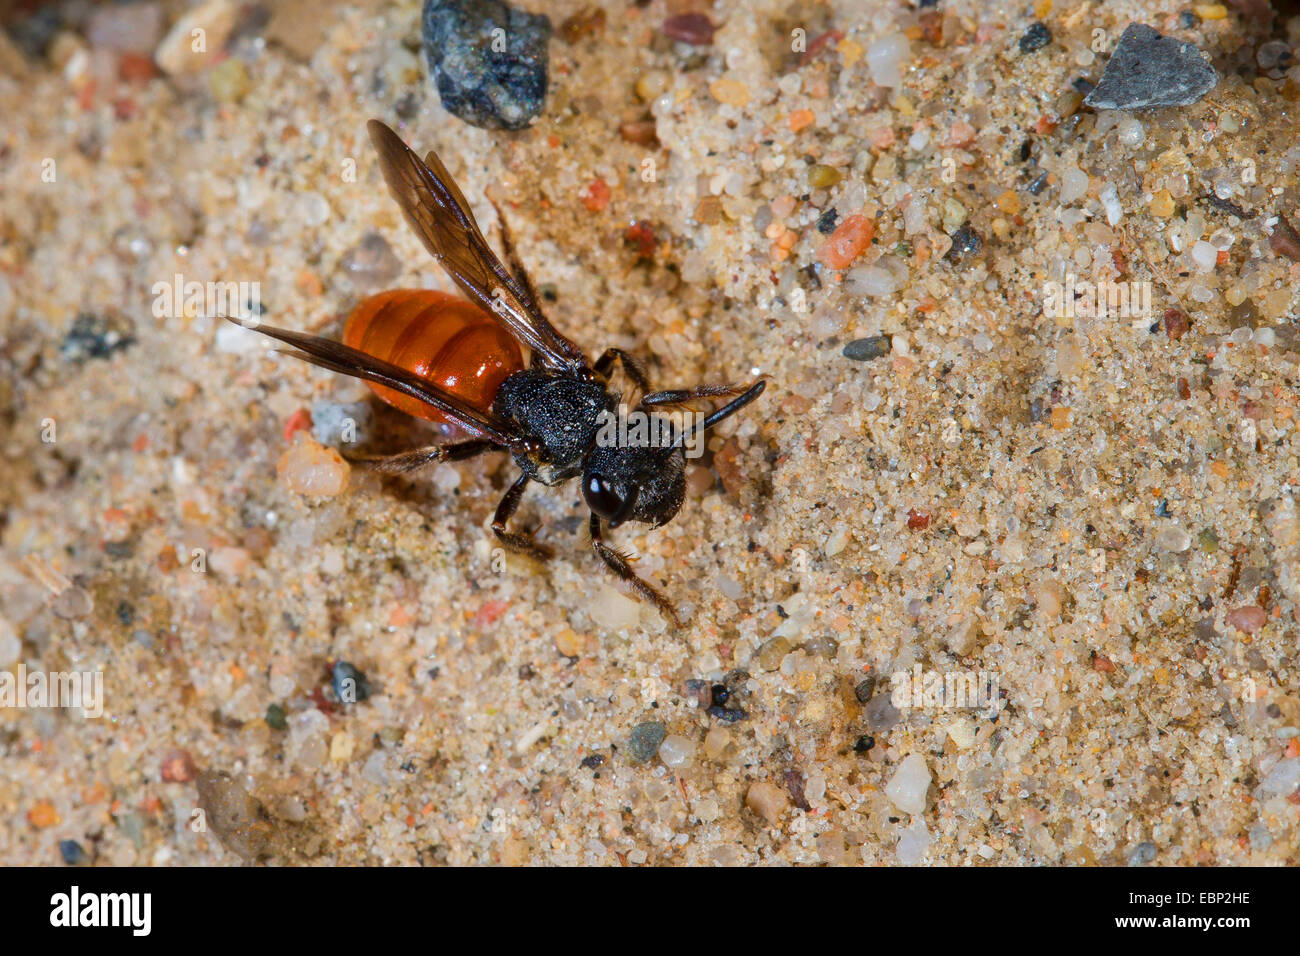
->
421, 0, 551, 131
1084, 24, 1217, 110
843, 336, 892, 362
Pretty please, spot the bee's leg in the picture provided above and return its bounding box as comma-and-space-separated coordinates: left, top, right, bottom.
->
638, 383, 750, 410
594, 348, 651, 395
589, 514, 682, 629
492, 474, 552, 559
343, 439, 496, 475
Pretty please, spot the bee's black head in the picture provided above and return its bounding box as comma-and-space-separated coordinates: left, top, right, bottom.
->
582, 443, 685, 529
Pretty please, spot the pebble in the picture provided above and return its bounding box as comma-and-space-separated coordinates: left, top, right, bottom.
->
160, 748, 199, 782
843, 336, 892, 362
661, 13, 715, 46
51, 585, 93, 621
154, 0, 240, 76
946, 718, 976, 750
626, 721, 666, 763
1058, 165, 1090, 204
590, 584, 642, 630
896, 817, 932, 864
1155, 524, 1191, 553
59, 840, 86, 865
885, 753, 931, 814
845, 256, 906, 297
339, 232, 402, 292
61, 314, 135, 363
1225, 605, 1266, 634
820, 214, 874, 269
1259, 757, 1299, 797
854, 676, 876, 703
709, 78, 750, 108
945, 225, 983, 263
1125, 840, 1158, 866
1116, 117, 1145, 147
208, 58, 251, 103
658, 734, 695, 768
87, 2, 164, 55
1191, 240, 1218, 273
866, 33, 910, 88
1084, 24, 1217, 110
276, 434, 350, 497
265, 703, 288, 730
704, 725, 731, 760
864, 694, 901, 732
422, 0, 551, 130
1019, 22, 1051, 54
745, 781, 789, 825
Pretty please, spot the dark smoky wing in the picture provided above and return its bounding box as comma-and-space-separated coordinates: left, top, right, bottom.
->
366, 120, 585, 371
231, 318, 523, 449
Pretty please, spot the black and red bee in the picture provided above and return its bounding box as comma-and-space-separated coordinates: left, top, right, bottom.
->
232, 120, 765, 627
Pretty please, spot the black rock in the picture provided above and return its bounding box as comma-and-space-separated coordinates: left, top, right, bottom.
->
1084, 24, 1217, 110
1019, 22, 1051, 54
854, 676, 876, 703
816, 207, 839, 235
843, 336, 891, 362
421, 0, 551, 130
945, 225, 983, 263
59, 840, 86, 865
60, 314, 136, 363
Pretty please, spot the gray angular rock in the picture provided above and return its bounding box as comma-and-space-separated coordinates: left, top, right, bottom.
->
421, 0, 551, 131
1084, 24, 1217, 110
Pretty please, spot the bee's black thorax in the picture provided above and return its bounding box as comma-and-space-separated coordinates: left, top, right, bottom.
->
494, 369, 616, 485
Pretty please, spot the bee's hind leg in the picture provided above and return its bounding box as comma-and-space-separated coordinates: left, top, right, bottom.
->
343, 439, 495, 475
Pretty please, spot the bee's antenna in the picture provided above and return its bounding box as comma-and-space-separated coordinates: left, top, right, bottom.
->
668, 379, 766, 452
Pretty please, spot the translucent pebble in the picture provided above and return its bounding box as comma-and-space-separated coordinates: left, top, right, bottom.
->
845, 261, 902, 297
1230, 326, 1254, 347
1116, 117, 1145, 147
277, 435, 350, 497
903, 198, 928, 235
297, 192, 331, 227
866, 33, 910, 88
1191, 240, 1218, 272
590, 584, 642, 630
1255, 327, 1276, 347
658, 734, 695, 768
896, 818, 932, 864
885, 753, 931, 814
1156, 524, 1191, 553
1260, 757, 1299, 797
1059, 166, 1089, 204
1099, 183, 1122, 225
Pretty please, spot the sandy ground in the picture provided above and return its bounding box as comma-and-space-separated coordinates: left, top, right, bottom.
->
1, 0, 1299, 865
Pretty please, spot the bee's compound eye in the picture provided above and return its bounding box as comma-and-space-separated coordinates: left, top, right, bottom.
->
583, 473, 624, 520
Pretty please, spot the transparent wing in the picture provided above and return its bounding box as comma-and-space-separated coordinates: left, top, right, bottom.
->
367, 120, 586, 371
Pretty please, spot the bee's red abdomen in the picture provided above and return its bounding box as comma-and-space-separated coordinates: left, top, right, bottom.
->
342, 289, 523, 424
